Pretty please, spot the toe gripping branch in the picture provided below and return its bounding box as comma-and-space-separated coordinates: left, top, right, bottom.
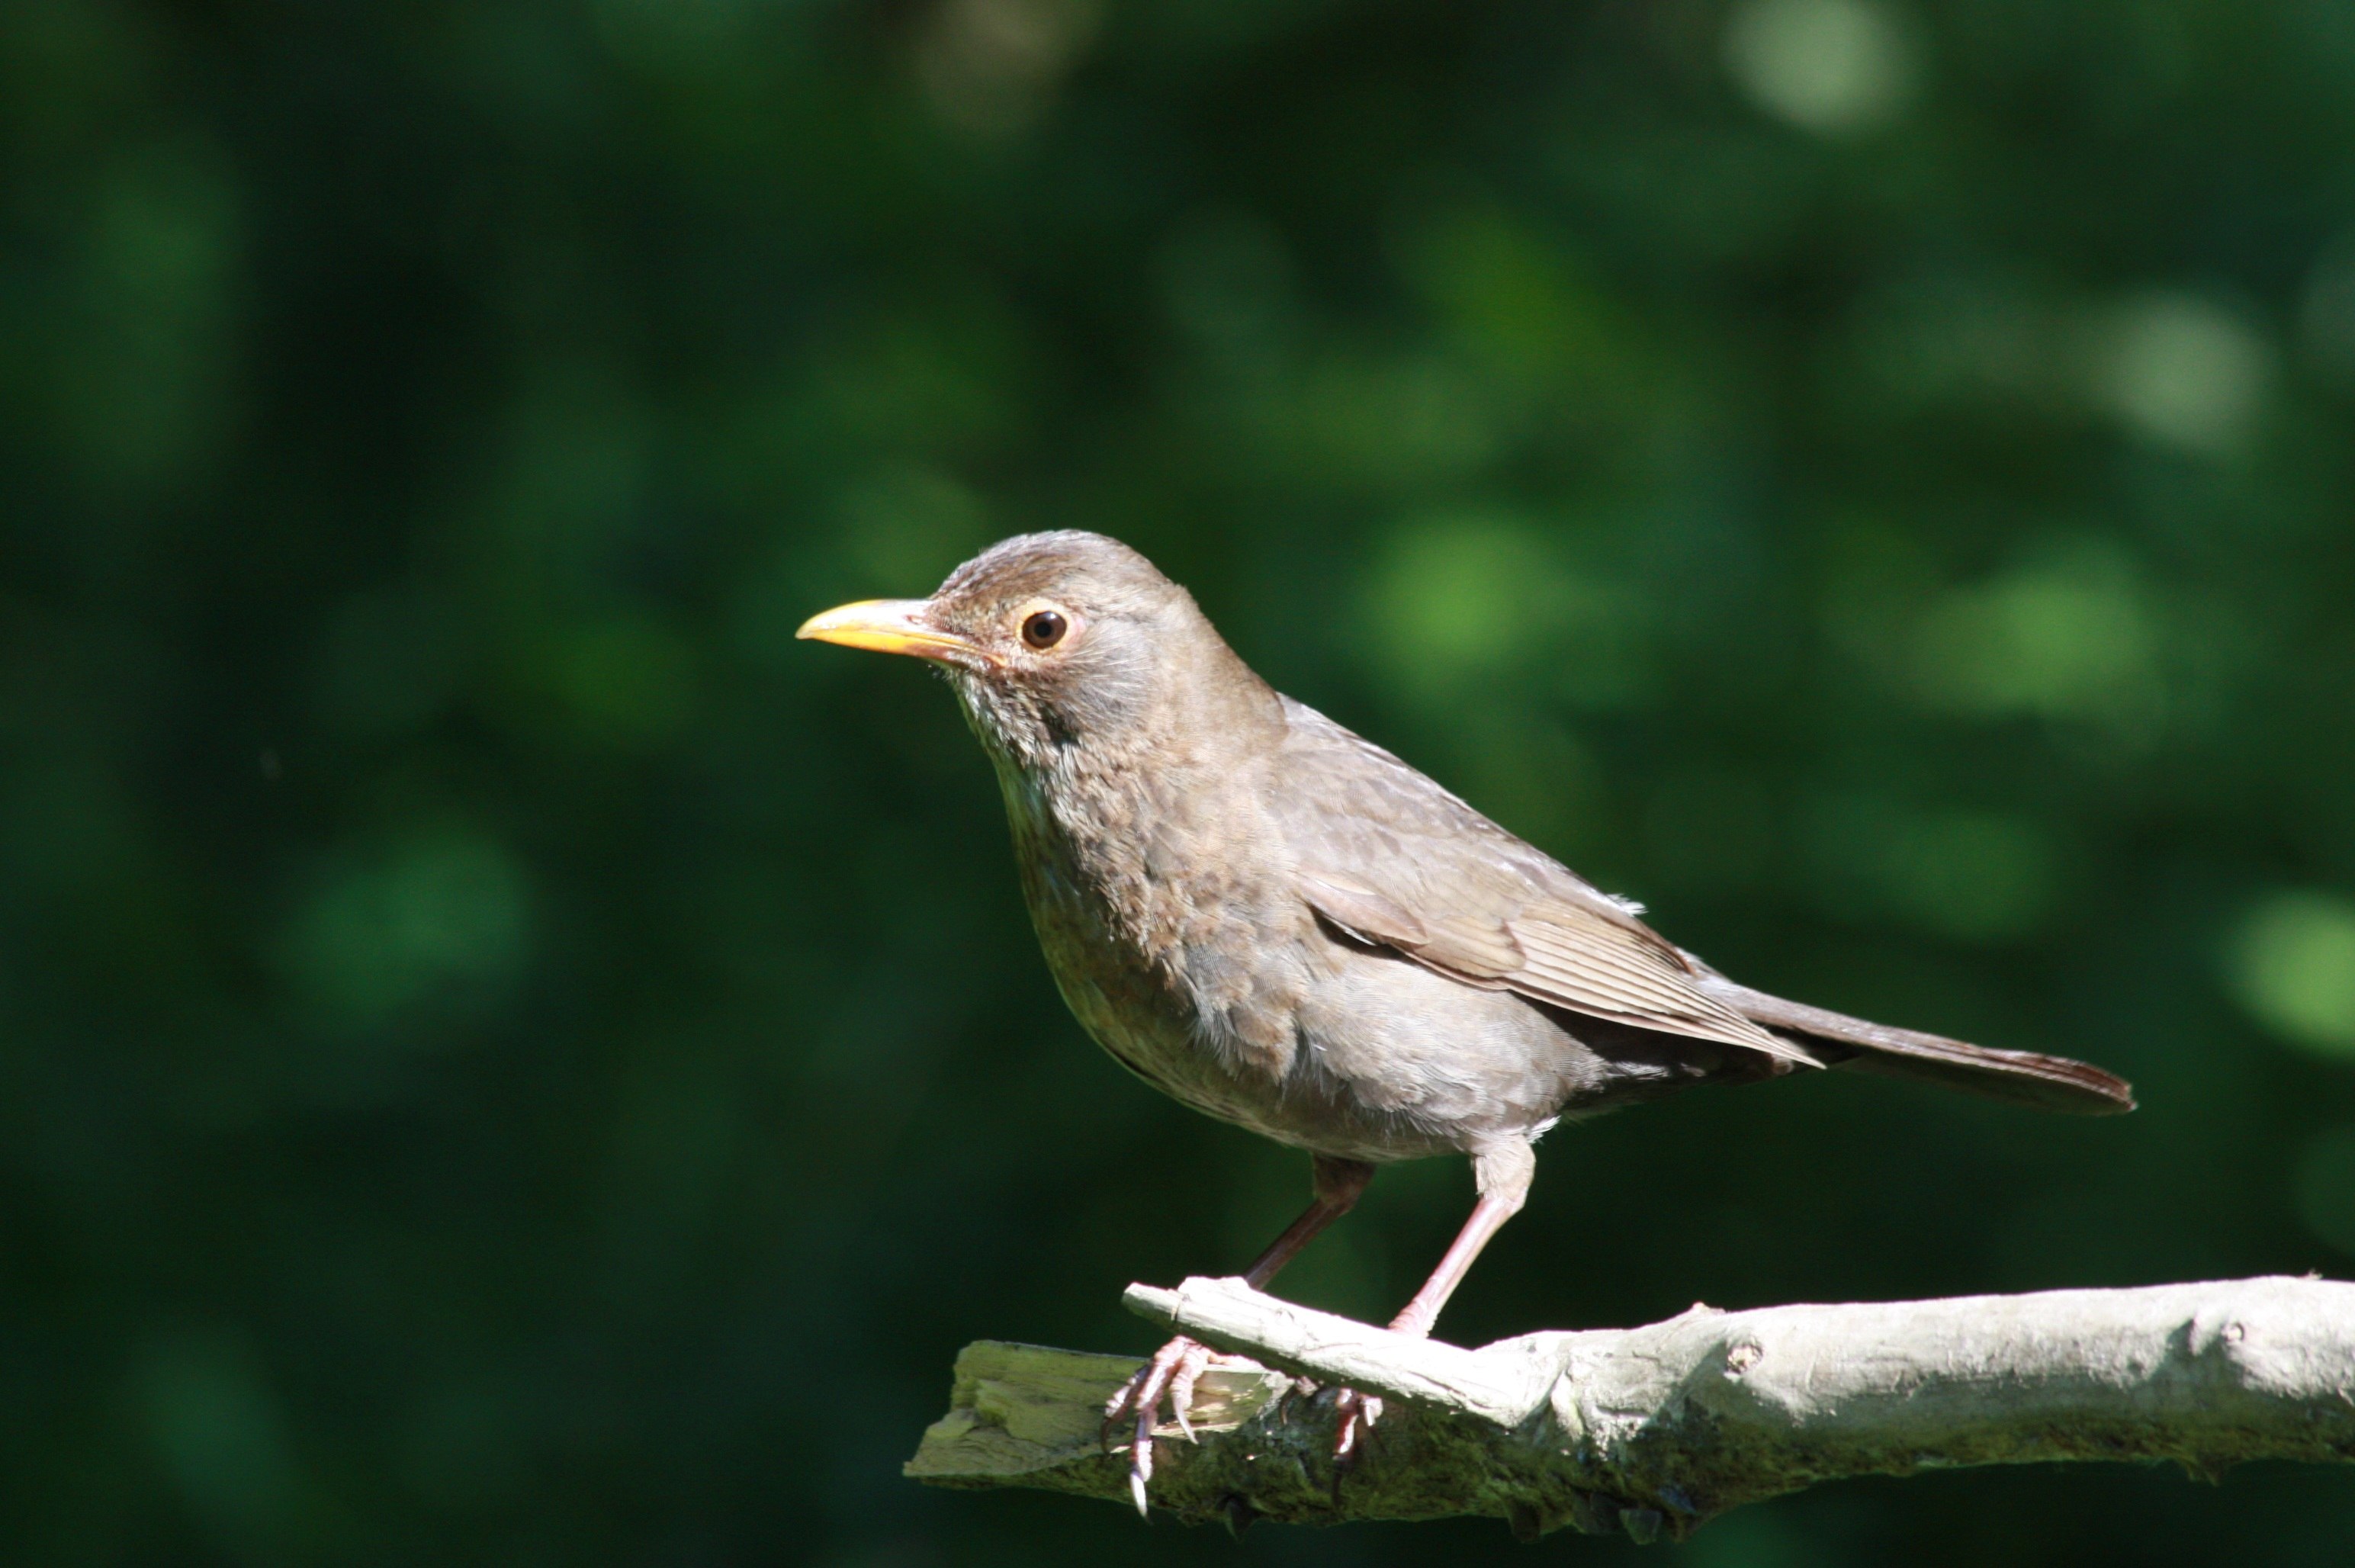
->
1100, 1335, 1235, 1515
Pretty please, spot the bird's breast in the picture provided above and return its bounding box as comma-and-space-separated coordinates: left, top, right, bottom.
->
992, 756, 1316, 1115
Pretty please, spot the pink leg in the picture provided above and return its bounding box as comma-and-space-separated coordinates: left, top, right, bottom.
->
1243, 1155, 1375, 1287
1384, 1188, 1524, 1337
1334, 1141, 1534, 1459
1108, 1155, 1373, 1513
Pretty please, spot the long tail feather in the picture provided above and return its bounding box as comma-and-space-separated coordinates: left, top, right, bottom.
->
1690, 973, 2135, 1116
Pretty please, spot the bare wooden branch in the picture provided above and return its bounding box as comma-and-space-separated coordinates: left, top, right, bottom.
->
906, 1274, 2355, 1540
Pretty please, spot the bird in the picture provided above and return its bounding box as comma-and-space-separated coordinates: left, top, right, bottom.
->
798, 530, 2133, 1514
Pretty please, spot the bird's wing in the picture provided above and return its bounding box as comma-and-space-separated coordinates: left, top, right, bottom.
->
1272, 700, 1817, 1068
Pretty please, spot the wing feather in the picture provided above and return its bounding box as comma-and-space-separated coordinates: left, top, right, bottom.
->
1275, 700, 1816, 1068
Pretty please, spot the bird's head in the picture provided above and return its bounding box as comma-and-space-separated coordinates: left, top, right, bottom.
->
798, 531, 1275, 770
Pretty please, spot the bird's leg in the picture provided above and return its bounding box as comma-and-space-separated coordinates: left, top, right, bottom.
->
1332, 1140, 1533, 1460
1107, 1154, 1373, 1514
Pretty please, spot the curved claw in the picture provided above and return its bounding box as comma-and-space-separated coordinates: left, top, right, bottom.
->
1332, 1387, 1384, 1463
1167, 1349, 1208, 1444
1102, 1335, 1245, 1518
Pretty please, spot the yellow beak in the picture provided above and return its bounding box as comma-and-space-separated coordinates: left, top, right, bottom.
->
795, 599, 979, 664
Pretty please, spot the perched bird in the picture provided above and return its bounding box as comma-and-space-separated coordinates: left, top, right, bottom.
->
799, 532, 2132, 1513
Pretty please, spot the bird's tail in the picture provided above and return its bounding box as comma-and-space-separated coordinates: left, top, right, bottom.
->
1688, 971, 2135, 1116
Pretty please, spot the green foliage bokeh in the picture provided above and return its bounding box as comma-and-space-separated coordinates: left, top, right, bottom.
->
4, 2, 2355, 1562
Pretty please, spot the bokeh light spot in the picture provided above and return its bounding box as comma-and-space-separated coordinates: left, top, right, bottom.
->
57, 137, 244, 497
280, 830, 532, 1031
1393, 200, 1608, 378
1810, 795, 2058, 942
2096, 291, 2274, 454
136, 1335, 310, 1550
1910, 543, 2161, 727
914, 0, 1101, 138
540, 615, 699, 747
2228, 892, 2355, 1059
1724, 0, 1916, 134
1359, 514, 1650, 709
1364, 516, 1552, 683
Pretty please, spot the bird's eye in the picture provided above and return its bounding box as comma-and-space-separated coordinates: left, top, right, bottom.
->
1020, 609, 1068, 651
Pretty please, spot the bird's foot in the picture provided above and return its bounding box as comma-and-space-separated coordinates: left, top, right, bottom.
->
1103, 1335, 1255, 1516
1332, 1386, 1383, 1464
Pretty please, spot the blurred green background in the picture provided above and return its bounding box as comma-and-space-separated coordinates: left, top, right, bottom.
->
5, 0, 2355, 1562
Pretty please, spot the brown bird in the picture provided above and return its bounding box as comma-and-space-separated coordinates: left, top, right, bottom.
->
799, 532, 2132, 1513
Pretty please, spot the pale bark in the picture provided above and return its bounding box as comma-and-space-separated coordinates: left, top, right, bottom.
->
905, 1274, 2355, 1539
